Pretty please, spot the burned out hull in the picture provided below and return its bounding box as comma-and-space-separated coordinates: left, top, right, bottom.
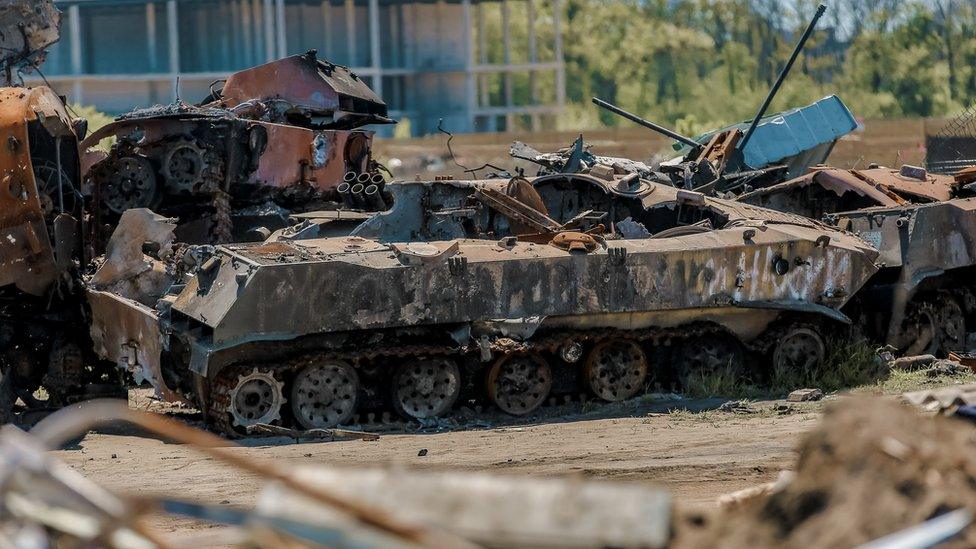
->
81, 51, 393, 245
87, 175, 879, 436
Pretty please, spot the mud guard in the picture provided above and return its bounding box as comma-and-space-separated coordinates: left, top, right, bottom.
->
737, 300, 852, 325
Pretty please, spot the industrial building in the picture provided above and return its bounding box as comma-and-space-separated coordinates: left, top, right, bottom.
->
35, 0, 566, 135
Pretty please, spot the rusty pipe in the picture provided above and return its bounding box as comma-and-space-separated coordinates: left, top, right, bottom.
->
337, 182, 355, 209
364, 184, 387, 211
351, 183, 367, 209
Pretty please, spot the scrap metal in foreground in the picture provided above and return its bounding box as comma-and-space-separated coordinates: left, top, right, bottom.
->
0, 399, 669, 548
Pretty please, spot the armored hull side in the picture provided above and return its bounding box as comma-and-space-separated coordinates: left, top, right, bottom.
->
175, 225, 876, 352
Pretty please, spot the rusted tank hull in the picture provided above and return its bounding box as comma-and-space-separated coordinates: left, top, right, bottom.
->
0, 86, 78, 295
81, 52, 392, 246
737, 162, 976, 358
828, 198, 976, 355
178, 227, 874, 353
86, 174, 879, 436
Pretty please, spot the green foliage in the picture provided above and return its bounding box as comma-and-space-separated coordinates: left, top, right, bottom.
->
538, 0, 976, 130
69, 104, 113, 134
771, 336, 887, 393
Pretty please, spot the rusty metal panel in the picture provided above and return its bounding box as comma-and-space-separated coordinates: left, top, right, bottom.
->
87, 289, 182, 403
0, 86, 75, 295
248, 123, 374, 192
854, 166, 955, 203
215, 51, 391, 127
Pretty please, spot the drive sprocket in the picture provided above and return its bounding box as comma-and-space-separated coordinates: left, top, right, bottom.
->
225, 367, 286, 429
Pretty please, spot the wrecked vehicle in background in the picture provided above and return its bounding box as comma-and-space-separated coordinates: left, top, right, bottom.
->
549, 7, 852, 198
0, 1, 123, 417
569, 94, 858, 197
0, 0, 61, 80
81, 50, 395, 244
739, 163, 976, 358
86, 171, 878, 436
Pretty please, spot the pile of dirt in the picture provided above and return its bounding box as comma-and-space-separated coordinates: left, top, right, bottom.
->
674, 397, 976, 548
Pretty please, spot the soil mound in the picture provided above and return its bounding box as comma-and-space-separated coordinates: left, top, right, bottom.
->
676, 397, 976, 548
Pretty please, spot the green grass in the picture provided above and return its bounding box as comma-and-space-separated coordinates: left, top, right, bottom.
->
677, 337, 889, 400
772, 337, 886, 393
855, 368, 976, 395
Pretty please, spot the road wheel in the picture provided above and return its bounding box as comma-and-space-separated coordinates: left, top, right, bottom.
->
290, 360, 359, 429
771, 327, 826, 385
937, 293, 966, 354
392, 357, 462, 420
584, 339, 648, 402
487, 354, 552, 415
676, 333, 745, 393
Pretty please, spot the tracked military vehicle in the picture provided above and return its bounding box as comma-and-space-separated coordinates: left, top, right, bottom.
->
81, 50, 394, 245
87, 171, 878, 436
737, 163, 976, 358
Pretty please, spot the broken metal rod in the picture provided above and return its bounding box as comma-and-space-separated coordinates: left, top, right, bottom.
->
592, 97, 699, 148
739, 3, 828, 152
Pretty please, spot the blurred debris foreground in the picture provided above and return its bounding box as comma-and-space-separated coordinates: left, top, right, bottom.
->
8, 396, 976, 548
0, 400, 671, 548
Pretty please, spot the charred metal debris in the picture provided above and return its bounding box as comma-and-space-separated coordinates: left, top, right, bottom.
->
6, 0, 976, 443
80, 50, 395, 245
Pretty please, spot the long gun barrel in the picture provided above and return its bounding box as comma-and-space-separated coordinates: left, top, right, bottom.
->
592, 97, 700, 148
738, 3, 828, 153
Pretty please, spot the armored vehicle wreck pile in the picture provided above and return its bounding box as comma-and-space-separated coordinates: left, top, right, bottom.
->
87, 171, 878, 435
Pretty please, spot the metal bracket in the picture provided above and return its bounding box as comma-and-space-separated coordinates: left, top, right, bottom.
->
607, 246, 627, 266
448, 255, 468, 276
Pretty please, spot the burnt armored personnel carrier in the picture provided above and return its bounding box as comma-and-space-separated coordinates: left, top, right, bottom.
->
87, 172, 878, 436
80, 50, 394, 244
738, 164, 976, 358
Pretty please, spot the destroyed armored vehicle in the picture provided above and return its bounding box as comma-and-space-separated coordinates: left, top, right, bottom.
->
81, 51, 395, 244
564, 7, 851, 198
87, 171, 878, 436
574, 94, 857, 197
738, 163, 976, 358
0, 1, 124, 417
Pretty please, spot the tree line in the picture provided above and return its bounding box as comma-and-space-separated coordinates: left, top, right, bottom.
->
550, 0, 976, 133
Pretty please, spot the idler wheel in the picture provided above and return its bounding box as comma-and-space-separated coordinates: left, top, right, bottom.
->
584, 339, 648, 402
228, 368, 285, 428
392, 357, 462, 419
676, 333, 745, 392
290, 361, 359, 429
771, 328, 825, 384
486, 354, 552, 415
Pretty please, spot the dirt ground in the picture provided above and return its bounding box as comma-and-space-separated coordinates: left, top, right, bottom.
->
50, 389, 819, 536
41, 364, 976, 541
